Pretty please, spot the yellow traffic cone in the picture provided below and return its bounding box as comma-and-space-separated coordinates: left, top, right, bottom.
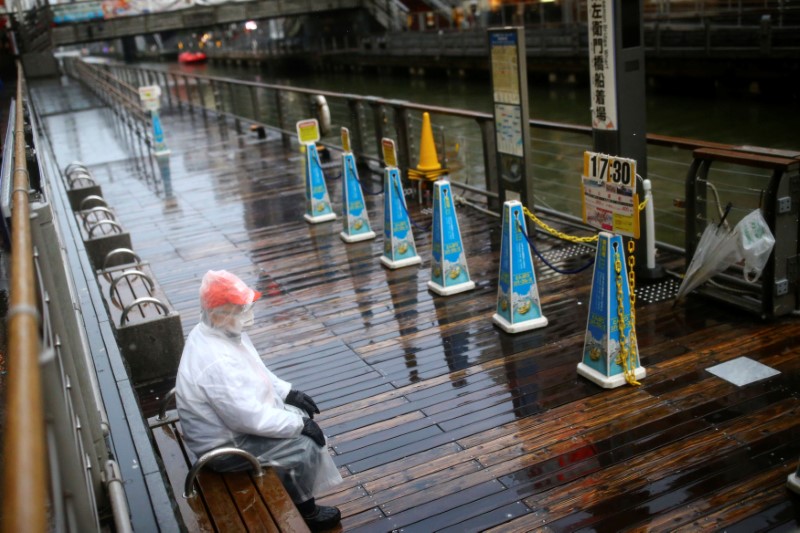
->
417, 112, 442, 171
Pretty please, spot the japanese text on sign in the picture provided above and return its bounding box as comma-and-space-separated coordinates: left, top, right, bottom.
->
490, 32, 520, 105
588, 0, 617, 130
581, 151, 640, 238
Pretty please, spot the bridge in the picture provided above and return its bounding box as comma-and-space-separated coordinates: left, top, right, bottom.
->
12, 0, 800, 93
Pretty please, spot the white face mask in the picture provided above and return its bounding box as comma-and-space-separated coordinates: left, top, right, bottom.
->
241, 308, 255, 327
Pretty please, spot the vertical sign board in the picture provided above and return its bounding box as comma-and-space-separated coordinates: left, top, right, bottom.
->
588, 0, 656, 273
588, 0, 617, 133
587, 0, 647, 173
488, 27, 534, 208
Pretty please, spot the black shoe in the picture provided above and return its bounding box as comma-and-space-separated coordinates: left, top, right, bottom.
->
302, 505, 341, 531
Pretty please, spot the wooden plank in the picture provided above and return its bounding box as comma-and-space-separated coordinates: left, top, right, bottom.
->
251, 468, 311, 533
223, 472, 279, 533
151, 424, 215, 532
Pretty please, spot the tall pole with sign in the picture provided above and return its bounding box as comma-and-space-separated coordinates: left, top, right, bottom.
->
488, 27, 534, 209
587, 0, 660, 276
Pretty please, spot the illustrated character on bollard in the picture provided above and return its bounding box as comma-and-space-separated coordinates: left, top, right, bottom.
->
175, 270, 343, 531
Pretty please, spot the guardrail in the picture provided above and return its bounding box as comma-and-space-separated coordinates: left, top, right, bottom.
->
2, 60, 139, 532
104, 63, 791, 249
2, 61, 47, 533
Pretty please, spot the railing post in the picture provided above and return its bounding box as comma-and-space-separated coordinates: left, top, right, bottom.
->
172, 74, 182, 114
366, 97, 386, 164
249, 85, 260, 124
391, 104, 411, 176
273, 89, 290, 149
347, 98, 368, 169
161, 71, 172, 110
477, 117, 500, 211
228, 82, 242, 134
183, 76, 194, 115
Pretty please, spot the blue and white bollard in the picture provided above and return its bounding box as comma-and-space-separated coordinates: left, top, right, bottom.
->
151, 110, 170, 156
428, 180, 474, 295
381, 166, 421, 269
297, 119, 336, 224
339, 127, 375, 242
492, 200, 547, 333
577, 232, 646, 388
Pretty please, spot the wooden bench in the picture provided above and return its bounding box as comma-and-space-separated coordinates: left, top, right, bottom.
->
95, 251, 183, 385
148, 393, 310, 532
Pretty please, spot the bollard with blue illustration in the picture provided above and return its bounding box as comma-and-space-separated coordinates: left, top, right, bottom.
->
151, 110, 170, 156
297, 119, 336, 224
428, 180, 474, 295
339, 127, 375, 242
492, 200, 547, 333
380, 138, 421, 269
578, 232, 646, 388
138, 85, 170, 156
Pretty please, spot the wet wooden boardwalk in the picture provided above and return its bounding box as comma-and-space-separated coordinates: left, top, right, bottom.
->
33, 77, 800, 532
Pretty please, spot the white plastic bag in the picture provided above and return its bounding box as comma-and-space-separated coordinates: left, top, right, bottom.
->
735, 209, 775, 283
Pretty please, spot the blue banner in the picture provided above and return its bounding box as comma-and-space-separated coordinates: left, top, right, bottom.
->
581, 232, 638, 377
429, 181, 473, 294
341, 154, 373, 238
382, 168, 418, 264
305, 144, 334, 219
494, 201, 546, 331
151, 110, 169, 155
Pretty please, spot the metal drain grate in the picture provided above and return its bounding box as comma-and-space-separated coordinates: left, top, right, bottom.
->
541, 244, 594, 263
635, 277, 681, 304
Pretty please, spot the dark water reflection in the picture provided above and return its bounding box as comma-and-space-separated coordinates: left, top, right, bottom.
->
148, 61, 798, 150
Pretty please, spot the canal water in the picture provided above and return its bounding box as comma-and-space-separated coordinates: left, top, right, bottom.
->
151, 61, 798, 150
142, 60, 798, 248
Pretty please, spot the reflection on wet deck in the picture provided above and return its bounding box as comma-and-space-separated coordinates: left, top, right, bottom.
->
34, 78, 800, 531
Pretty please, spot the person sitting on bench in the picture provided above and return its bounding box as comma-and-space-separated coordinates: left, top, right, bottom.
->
176, 270, 343, 531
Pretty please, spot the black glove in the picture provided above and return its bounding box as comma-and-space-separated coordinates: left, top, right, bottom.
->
286, 389, 320, 419
301, 417, 325, 447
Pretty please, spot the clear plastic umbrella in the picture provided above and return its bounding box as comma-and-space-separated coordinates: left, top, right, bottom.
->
675, 203, 740, 303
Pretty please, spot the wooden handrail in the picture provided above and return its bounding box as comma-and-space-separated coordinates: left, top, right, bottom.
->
2, 62, 47, 533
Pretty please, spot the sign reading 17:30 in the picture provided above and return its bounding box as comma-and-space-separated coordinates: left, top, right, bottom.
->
584, 152, 636, 192
581, 151, 640, 238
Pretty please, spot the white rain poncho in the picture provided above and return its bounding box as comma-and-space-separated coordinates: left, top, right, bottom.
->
175, 270, 342, 502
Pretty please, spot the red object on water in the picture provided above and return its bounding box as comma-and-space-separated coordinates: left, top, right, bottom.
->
178, 52, 207, 64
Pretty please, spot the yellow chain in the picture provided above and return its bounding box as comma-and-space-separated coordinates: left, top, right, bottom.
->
522, 206, 598, 244
521, 200, 648, 244
613, 241, 641, 386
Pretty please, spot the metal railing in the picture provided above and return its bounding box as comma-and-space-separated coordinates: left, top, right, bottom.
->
2, 61, 47, 533
100, 63, 794, 251
2, 59, 137, 532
